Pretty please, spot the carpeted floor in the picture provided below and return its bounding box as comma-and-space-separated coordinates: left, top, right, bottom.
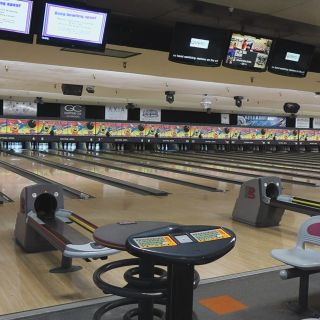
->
2, 268, 320, 320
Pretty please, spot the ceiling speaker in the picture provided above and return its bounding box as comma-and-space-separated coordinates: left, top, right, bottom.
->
283, 102, 300, 114
61, 84, 83, 96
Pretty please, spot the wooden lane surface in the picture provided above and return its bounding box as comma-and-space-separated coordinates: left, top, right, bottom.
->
91, 152, 319, 186
35, 152, 220, 195
151, 151, 320, 173
45, 151, 233, 193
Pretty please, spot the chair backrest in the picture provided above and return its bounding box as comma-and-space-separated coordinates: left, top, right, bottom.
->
296, 216, 320, 249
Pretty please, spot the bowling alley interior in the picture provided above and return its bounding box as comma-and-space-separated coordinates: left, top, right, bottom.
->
1, 1, 320, 320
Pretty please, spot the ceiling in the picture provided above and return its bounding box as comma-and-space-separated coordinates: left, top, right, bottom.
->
0, 0, 319, 116
0, 58, 319, 116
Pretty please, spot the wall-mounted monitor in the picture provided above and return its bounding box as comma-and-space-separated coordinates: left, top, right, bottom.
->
223, 32, 273, 71
268, 39, 315, 77
37, 1, 109, 51
0, 0, 34, 43
169, 23, 229, 67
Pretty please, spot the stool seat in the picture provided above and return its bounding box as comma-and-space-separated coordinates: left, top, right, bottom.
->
272, 248, 320, 270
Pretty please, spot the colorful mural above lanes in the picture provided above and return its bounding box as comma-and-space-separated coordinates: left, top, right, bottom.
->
299, 130, 320, 141
6, 119, 38, 135
145, 123, 162, 138
190, 126, 229, 139
268, 129, 297, 141
95, 122, 124, 137
68, 121, 96, 136
38, 120, 62, 135
227, 127, 297, 141
0, 118, 309, 142
124, 123, 146, 137
0, 118, 6, 134
162, 124, 177, 138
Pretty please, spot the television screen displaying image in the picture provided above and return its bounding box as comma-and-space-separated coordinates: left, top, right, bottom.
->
224, 33, 273, 71
0, 0, 34, 43
268, 39, 315, 77
169, 23, 229, 67
38, 1, 109, 51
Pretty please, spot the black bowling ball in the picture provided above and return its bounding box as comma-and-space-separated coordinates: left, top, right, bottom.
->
183, 125, 190, 133
87, 122, 94, 130
138, 124, 145, 132
28, 119, 36, 128
34, 193, 57, 221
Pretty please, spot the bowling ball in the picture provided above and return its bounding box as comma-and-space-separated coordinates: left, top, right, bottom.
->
224, 128, 230, 134
261, 129, 266, 135
183, 125, 190, 133
293, 130, 298, 136
28, 119, 36, 128
138, 124, 145, 132
106, 131, 111, 137
34, 193, 57, 221
199, 134, 203, 139
155, 132, 159, 138
87, 122, 94, 130
305, 137, 308, 141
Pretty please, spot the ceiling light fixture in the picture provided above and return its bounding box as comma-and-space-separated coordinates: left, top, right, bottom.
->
200, 94, 212, 110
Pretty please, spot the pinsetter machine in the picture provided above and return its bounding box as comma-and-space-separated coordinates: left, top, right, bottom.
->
232, 177, 320, 227
15, 184, 118, 272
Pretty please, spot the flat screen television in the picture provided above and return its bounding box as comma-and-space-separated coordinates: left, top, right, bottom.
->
0, 0, 34, 43
37, 1, 109, 51
223, 32, 273, 71
268, 39, 315, 77
169, 23, 229, 67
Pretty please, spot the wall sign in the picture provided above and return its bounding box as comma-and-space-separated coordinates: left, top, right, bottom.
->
3, 101, 37, 117
105, 106, 128, 121
313, 118, 320, 129
221, 114, 230, 125
140, 108, 161, 122
237, 115, 286, 127
295, 117, 310, 129
60, 104, 86, 119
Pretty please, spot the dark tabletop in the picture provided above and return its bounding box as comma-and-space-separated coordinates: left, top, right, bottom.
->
93, 221, 174, 250
126, 225, 236, 265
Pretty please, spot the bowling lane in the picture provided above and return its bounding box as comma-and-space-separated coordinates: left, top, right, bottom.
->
36, 152, 228, 194
197, 151, 320, 165
134, 152, 320, 182
1, 153, 132, 199
92, 151, 286, 184
55, 151, 238, 191
0, 164, 35, 200
190, 152, 320, 173
91, 151, 319, 185
154, 152, 320, 173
